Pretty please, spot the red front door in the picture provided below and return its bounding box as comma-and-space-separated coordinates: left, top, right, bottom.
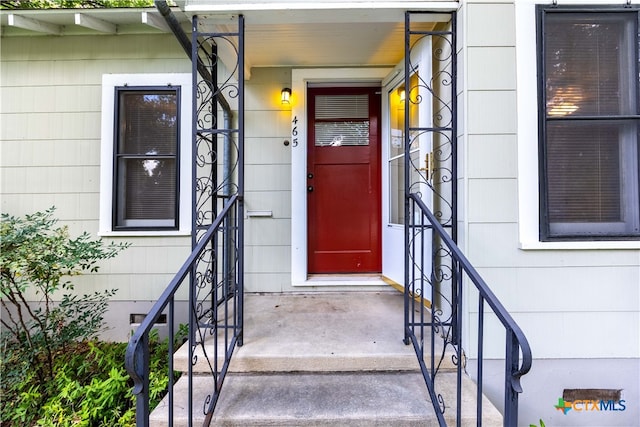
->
307, 87, 381, 273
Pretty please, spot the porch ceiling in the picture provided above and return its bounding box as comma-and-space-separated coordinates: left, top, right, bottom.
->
244, 21, 405, 68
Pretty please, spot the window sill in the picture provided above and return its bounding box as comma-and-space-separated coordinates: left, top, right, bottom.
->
520, 240, 640, 250
98, 230, 191, 237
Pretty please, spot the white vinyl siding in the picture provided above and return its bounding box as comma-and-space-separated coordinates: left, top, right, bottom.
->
463, 0, 639, 364
0, 34, 191, 303
243, 68, 295, 292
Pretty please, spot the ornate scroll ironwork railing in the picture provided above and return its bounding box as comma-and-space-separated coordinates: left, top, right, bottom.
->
125, 10, 244, 427
406, 194, 532, 426
125, 195, 242, 427
403, 11, 531, 426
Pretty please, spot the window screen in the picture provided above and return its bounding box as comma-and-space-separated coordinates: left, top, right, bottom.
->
538, 8, 640, 239
114, 88, 179, 229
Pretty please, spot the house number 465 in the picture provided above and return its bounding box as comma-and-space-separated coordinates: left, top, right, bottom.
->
291, 116, 298, 147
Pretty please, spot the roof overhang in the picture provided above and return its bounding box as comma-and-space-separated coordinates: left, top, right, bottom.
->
0, 7, 187, 36
1, 2, 457, 73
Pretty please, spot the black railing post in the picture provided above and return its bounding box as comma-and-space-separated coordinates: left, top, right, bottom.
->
135, 334, 150, 427
476, 296, 485, 427
403, 10, 412, 347
189, 16, 199, 427
168, 299, 175, 425
456, 260, 463, 426
504, 331, 521, 426
237, 13, 245, 348
450, 11, 458, 244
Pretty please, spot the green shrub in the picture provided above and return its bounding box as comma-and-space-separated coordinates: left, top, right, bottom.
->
0, 207, 137, 425
1, 335, 174, 426
1, 207, 128, 384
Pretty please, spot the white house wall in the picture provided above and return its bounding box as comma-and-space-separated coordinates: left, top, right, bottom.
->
461, 1, 639, 425
0, 34, 193, 339
2, 2, 640, 424
461, 0, 640, 359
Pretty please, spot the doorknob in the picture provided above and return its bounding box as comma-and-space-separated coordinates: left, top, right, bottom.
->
308, 186, 314, 192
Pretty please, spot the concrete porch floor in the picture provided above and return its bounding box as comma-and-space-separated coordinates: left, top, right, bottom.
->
178, 289, 429, 373
238, 289, 415, 371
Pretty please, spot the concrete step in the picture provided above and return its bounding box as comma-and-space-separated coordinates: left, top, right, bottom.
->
150, 371, 503, 426
153, 291, 501, 426
173, 291, 455, 373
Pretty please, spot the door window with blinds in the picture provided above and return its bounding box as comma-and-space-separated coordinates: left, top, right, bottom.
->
537, 7, 640, 240
113, 87, 179, 229
314, 94, 369, 146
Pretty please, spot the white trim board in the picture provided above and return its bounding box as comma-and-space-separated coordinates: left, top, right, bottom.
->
99, 73, 193, 237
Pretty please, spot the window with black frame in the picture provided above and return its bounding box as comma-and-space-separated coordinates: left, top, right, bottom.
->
113, 87, 180, 230
537, 6, 640, 240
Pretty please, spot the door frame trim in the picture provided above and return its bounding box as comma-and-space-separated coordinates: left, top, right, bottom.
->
291, 68, 391, 286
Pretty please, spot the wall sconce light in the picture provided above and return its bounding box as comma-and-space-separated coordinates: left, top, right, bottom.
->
281, 87, 292, 104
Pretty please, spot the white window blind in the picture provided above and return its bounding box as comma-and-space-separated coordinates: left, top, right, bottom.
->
314, 94, 369, 146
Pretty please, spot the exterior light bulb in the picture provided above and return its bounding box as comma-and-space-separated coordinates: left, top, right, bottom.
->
281, 87, 292, 104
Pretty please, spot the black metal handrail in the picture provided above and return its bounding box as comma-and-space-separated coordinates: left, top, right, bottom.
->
125, 194, 242, 427
406, 193, 532, 426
